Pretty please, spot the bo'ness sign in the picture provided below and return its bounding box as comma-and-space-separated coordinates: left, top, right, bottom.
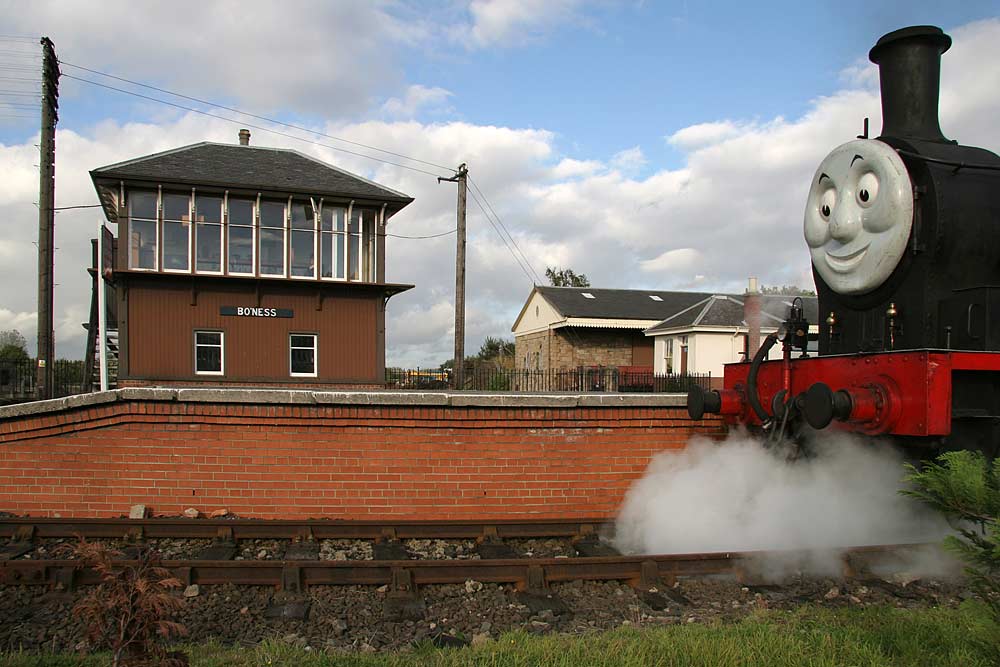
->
220, 306, 294, 318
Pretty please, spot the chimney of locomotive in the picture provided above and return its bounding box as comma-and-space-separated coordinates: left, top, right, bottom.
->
869, 25, 952, 143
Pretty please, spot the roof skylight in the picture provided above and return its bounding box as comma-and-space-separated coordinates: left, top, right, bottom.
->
649, 295, 663, 301
582, 292, 595, 299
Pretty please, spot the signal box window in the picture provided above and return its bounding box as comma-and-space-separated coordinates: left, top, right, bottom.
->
127, 190, 158, 270
195, 331, 224, 375
259, 200, 286, 277
195, 194, 223, 273
290, 200, 316, 278
162, 192, 191, 271
290, 334, 317, 377
228, 198, 255, 275
320, 205, 347, 280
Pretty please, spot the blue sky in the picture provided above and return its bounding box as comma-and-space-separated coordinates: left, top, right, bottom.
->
1, 2, 998, 364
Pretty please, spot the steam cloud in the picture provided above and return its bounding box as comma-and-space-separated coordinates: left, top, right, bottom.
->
614, 431, 952, 555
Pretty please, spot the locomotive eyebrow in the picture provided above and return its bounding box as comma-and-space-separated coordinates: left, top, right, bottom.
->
851, 154, 864, 166
818, 173, 830, 183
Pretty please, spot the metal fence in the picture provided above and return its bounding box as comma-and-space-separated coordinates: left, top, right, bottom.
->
0, 359, 87, 403
385, 366, 711, 393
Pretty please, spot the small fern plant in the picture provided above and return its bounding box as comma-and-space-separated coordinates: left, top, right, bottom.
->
62, 539, 188, 667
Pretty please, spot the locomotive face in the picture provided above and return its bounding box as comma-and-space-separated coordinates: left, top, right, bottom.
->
803, 139, 913, 295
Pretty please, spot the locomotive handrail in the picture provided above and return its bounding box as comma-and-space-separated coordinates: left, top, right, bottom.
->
895, 149, 1000, 172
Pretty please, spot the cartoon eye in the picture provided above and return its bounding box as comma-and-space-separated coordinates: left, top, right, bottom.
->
857, 172, 878, 208
819, 189, 836, 220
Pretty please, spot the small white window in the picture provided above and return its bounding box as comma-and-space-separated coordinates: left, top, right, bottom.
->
582, 292, 595, 299
649, 295, 663, 301
290, 334, 317, 377
195, 331, 224, 375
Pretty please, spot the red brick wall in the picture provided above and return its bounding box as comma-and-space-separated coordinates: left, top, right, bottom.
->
0, 399, 724, 520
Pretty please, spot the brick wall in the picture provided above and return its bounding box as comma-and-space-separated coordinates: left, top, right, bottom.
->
0, 390, 725, 520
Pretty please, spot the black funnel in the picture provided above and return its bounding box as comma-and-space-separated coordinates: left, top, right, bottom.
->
869, 25, 952, 142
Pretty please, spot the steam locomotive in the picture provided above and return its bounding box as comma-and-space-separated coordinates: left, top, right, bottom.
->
688, 25, 1000, 457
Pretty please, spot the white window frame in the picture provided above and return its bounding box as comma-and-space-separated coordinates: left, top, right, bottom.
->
126, 188, 159, 272
161, 189, 193, 274
319, 200, 350, 282
225, 194, 257, 277
194, 189, 225, 275
289, 333, 317, 377
258, 197, 287, 278
289, 197, 318, 280
194, 330, 225, 376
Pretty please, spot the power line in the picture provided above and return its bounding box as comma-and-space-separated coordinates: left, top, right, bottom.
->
53, 204, 103, 211
467, 187, 536, 285
62, 73, 453, 180
59, 60, 456, 175
384, 229, 456, 240
54, 60, 544, 275
468, 175, 543, 284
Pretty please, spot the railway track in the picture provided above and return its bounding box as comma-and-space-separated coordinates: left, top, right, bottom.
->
0, 517, 938, 599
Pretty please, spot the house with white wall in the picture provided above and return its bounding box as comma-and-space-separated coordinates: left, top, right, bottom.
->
644, 293, 817, 387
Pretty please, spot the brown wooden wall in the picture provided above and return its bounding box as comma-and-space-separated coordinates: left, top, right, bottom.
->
122, 276, 382, 384
631, 336, 654, 367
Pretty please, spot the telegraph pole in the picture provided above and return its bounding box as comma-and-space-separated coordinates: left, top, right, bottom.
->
36, 37, 59, 400
438, 163, 468, 389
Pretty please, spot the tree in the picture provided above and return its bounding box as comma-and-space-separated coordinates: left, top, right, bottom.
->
546, 267, 590, 287
0, 329, 28, 362
477, 336, 514, 361
760, 285, 816, 296
902, 451, 1000, 636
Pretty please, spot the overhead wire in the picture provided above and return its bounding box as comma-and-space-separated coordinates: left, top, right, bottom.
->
53, 204, 103, 211
40, 58, 543, 259
467, 175, 543, 284
58, 60, 456, 174
384, 229, 456, 239
62, 73, 453, 180
467, 187, 536, 285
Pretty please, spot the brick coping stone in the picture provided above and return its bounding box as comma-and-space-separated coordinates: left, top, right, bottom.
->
0, 388, 686, 420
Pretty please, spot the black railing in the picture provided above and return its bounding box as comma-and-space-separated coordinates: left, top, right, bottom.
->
384, 366, 711, 393
0, 359, 87, 404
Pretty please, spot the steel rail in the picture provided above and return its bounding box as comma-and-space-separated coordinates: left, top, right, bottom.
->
0, 544, 935, 590
0, 517, 614, 541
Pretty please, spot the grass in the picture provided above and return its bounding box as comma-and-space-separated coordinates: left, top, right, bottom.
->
3, 603, 997, 667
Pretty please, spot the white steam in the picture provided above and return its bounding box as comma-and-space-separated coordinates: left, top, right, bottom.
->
615, 431, 951, 555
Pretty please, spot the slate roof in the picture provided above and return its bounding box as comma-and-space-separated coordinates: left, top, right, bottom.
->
532, 287, 712, 320
645, 294, 819, 334
91, 142, 413, 205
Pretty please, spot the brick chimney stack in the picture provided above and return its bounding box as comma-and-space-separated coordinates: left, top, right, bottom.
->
238, 129, 251, 146
744, 277, 761, 359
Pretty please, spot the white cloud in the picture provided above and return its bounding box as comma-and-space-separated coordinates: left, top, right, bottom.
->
381, 85, 454, 119
550, 157, 602, 179
453, 0, 589, 48
610, 146, 646, 172
1, 18, 998, 369
667, 121, 746, 150
2, 0, 424, 116
639, 248, 701, 274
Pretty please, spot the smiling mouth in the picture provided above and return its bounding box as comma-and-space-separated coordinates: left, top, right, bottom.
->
825, 244, 870, 273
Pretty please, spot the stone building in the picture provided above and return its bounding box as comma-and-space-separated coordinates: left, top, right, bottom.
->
511, 287, 709, 371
